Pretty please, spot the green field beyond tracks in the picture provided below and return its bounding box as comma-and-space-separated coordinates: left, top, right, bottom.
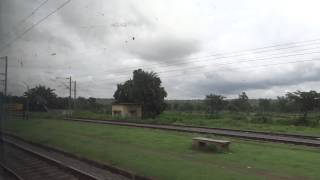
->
4, 118, 320, 180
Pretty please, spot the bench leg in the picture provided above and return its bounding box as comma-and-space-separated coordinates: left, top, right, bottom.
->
193, 141, 206, 148
198, 141, 206, 147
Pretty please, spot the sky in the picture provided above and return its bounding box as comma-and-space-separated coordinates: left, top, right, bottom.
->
1, 0, 320, 99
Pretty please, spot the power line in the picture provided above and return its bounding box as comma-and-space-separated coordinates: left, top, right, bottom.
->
100, 58, 320, 86
100, 50, 320, 81
107, 38, 320, 74
39, 41, 320, 83
161, 58, 320, 79
0, 0, 50, 42
0, 0, 71, 53
69, 42, 320, 79
156, 51, 320, 74
109, 44, 320, 76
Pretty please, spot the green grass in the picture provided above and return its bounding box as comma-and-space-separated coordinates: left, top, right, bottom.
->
70, 111, 320, 136
4, 118, 320, 180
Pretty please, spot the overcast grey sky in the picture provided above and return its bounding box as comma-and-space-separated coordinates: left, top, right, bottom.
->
1, 0, 320, 99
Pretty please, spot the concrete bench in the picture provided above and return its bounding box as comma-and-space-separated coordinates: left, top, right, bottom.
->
192, 137, 231, 151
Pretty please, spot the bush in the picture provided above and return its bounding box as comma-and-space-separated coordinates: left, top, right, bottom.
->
251, 115, 271, 124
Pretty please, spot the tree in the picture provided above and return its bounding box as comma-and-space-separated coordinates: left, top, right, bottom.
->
173, 103, 180, 111
286, 90, 320, 124
113, 69, 167, 118
204, 94, 225, 116
113, 80, 134, 103
52, 97, 68, 109
179, 102, 194, 112
258, 98, 272, 123
87, 97, 102, 110
24, 85, 57, 111
276, 96, 288, 112
234, 92, 251, 112
258, 99, 271, 112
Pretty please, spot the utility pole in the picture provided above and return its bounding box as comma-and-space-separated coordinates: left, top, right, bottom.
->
66, 76, 72, 115
23, 82, 30, 120
4, 56, 7, 96
73, 80, 76, 110
0, 56, 8, 124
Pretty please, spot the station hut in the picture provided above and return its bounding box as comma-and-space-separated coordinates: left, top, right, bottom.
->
111, 102, 142, 119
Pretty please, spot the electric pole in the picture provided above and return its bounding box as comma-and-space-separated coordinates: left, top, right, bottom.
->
23, 82, 30, 120
74, 80, 76, 110
66, 76, 72, 115
0, 56, 8, 124
4, 56, 7, 96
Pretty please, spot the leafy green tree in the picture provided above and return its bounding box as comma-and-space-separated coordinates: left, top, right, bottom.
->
259, 99, 271, 112
53, 97, 68, 109
286, 90, 320, 124
276, 96, 289, 112
204, 94, 225, 116
258, 98, 272, 123
87, 97, 103, 110
234, 92, 251, 112
113, 69, 167, 118
113, 80, 134, 103
88, 97, 97, 105
227, 102, 239, 112
179, 102, 194, 112
172, 103, 179, 111
24, 85, 57, 111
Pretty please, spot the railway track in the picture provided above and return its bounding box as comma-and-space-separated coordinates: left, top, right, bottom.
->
65, 117, 320, 147
0, 134, 151, 180
0, 140, 80, 180
0, 163, 22, 180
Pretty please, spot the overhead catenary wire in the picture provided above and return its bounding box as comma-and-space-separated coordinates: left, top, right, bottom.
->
99, 50, 320, 82
0, 0, 50, 43
100, 58, 320, 86
61, 40, 320, 97
156, 50, 320, 74
161, 58, 320, 79
8, 39, 320, 71
108, 44, 320, 76
107, 38, 320, 74
2, 2, 318, 98
70, 42, 320, 81
0, 0, 71, 53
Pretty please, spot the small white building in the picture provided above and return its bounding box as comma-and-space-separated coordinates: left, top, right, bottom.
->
111, 103, 142, 118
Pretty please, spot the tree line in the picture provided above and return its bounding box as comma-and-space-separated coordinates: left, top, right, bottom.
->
3, 85, 320, 119
3, 85, 104, 112
167, 91, 320, 125
2, 68, 319, 123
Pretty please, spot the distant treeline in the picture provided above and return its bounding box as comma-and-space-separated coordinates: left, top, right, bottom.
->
165, 97, 298, 113
2, 86, 320, 117
1, 85, 108, 112
166, 91, 320, 114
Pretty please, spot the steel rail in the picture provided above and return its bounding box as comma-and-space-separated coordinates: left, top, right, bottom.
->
1, 132, 152, 180
0, 138, 98, 180
0, 162, 24, 180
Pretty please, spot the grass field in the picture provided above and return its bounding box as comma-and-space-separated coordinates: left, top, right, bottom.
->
70, 111, 320, 136
4, 118, 320, 180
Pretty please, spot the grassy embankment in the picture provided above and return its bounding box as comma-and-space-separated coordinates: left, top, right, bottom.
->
69, 111, 320, 136
4, 118, 320, 180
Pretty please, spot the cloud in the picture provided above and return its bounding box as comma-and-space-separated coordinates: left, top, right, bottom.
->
2, 0, 320, 99
183, 62, 320, 98
127, 34, 201, 63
